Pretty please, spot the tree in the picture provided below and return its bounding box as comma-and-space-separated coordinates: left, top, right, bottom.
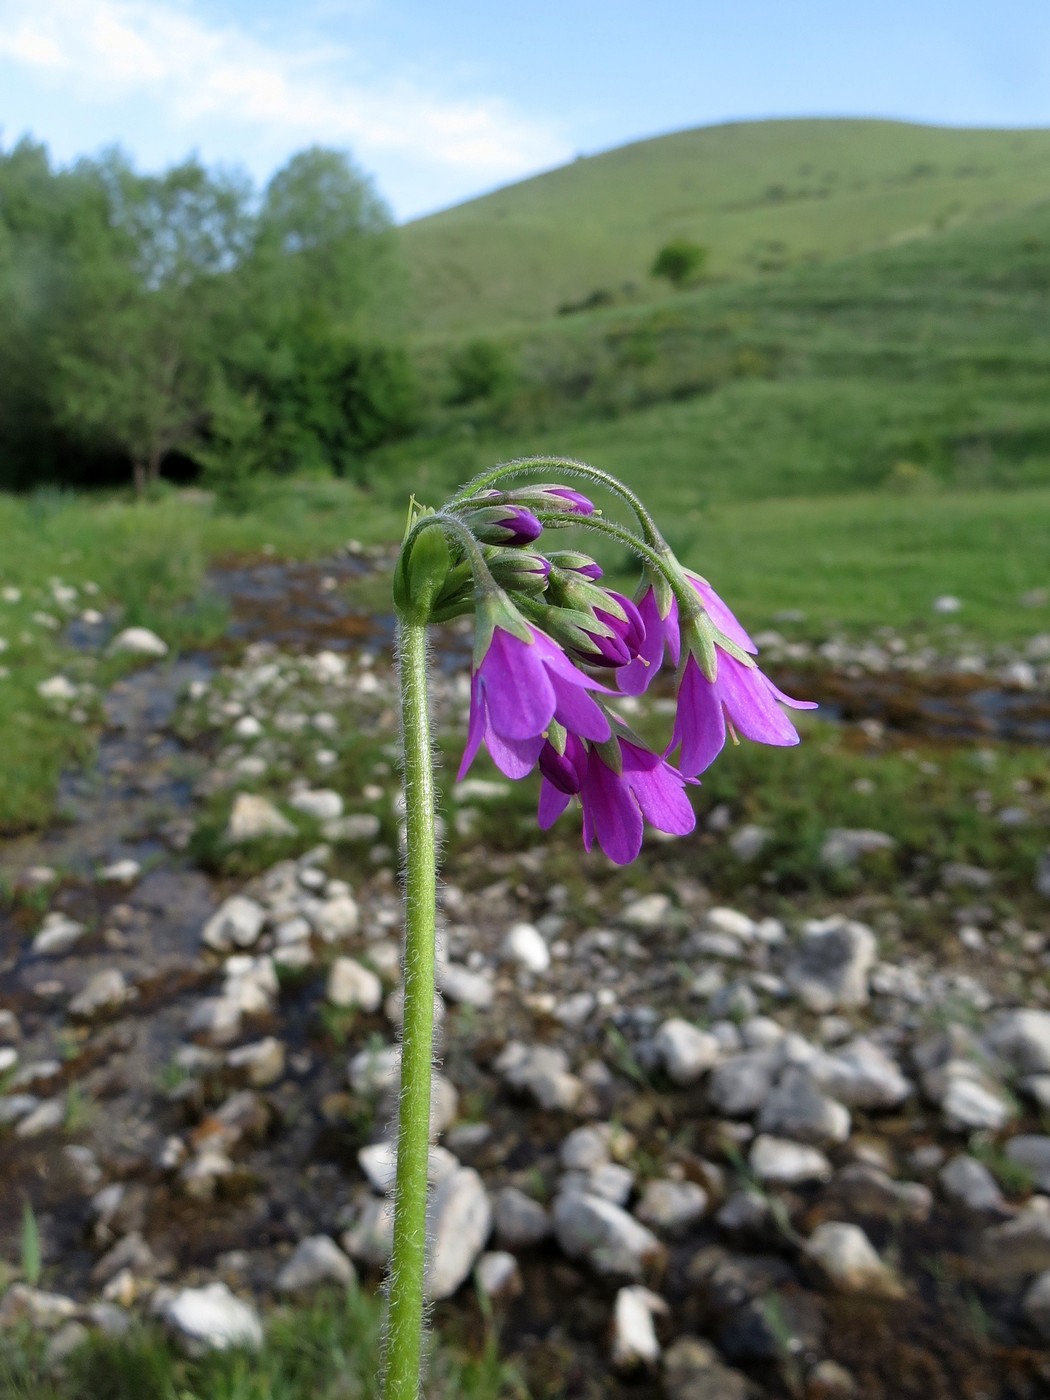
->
650, 239, 708, 289
52, 153, 254, 492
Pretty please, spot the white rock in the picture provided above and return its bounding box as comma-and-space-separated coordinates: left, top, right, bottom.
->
69, 969, 128, 1019
806, 1221, 903, 1296
225, 794, 295, 843
327, 958, 382, 1012
226, 1037, 285, 1087
704, 907, 757, 939
819, 829, 896, 870
1023, 1270, 1050, 1340
440, 963, 495, 1009
0, 1283, 78, 1327
32, 913, 86, 957
475, 1251, 521, 1300
939, 1155, 1007, 1213
749, 1135, 831, 1184
313, 894, 359, 942
15, 1099, 65, 1137
163, 1283, 262, 1355
109, 627, 168, 658
933, 595, 962, 614
426, 1167, 493, 1301
636, 1179, 708, 1236
348, 1044, 401, 1097
708, 1050, 778, 1116
37, 675, 77, 702
757, 1068, 851, 1147
653, 1019, 720, 1086
611, 1285, 667, 1368
502, 922, 550, 973
552, 1192, 664, 1279
222, 955, 278, 1014
786, 918, 877, 1012
494, 1041, 583, 1112
985, 1010, 1050, 1075
357, 1142, 457, 1195
1005, 1136, 1050, 1192
808, 1038, 912, 1109
275, 1236, 356, 1294
100, 859, 141, 885
941, 1073, 1014, 1133
290, 789, 344, 822
620, 894, 670, 931
341, 1196, 395, 1267
727, 825, 771, 862
493, 1188, 550, 1249
560, 1124, 613, 1172
201, 897, 266, 953
186, 997, 242, 1046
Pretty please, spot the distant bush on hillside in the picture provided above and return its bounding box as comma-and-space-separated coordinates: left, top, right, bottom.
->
650, 239, 708, 289
446, 339, 514, 405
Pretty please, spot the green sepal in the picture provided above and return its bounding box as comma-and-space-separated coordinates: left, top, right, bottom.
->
393, 521, 451, 623
546, 718, 568, 755
473, 587, 534, 668
548, 569, 631, 626
486, 547, 551, 594
593, 734, 624, 775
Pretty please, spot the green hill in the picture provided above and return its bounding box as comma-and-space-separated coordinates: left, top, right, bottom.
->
400, 118, 1050, 332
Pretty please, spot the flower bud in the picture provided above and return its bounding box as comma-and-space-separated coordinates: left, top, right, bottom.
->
485, 548, 552, 594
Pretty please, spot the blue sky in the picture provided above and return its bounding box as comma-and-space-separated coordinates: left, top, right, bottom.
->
1, 0, 1048, 221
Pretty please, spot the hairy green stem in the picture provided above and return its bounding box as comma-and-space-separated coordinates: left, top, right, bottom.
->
385, 616, 437, 1400
445, 454, 666, 545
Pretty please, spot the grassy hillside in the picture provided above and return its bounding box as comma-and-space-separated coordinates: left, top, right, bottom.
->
400, 118, 1050, 331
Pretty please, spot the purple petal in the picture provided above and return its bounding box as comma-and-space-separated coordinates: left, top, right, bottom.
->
550, 671, 611, 742
485, 728, 543, 779
582, 752, 644, 865
481, 629, 556, 740
689, 576, 757, 654
457, 676, 487, 780
538, 780, 572, 828
620, 741, 696, 837
548, 487, 594, 515
764, 677, 819, 712
671, 656, 727, 776
716, 654, 804, 747
618, 588, 666, 695
530, 626, 611, 692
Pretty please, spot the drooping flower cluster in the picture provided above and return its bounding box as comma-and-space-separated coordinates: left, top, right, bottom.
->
398, 477, 815, 865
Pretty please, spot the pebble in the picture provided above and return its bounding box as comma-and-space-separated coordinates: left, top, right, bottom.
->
662, 1336, 749, 1400
225, 1037, 286, 1087
495, 1040, 583, 1111
985, 1008, 1050, 1074
201, 896, 265, 953
290, 789, 344, 822
611, 1285, 667, 1368
708, 1050, 778, 1117
275, 1236, 356, 1294
819, 829, 896, 870
225, 794, 296, 843
1022, 1270, 1050, 1340
749, 1135, 831, 1184
502, 922, 550, 973
100, 859, 141, 885
32, 913, 86, 958
636, 1179, 709, 1235
493, 1187, 551, 1249
440, 963, 495, 1009
552, 1191, 665, 1279
69, 969, 128, 1019
939, 1154, 1008, 1213
313, 894, 360, 942
808, 1037, 911, 1109
653, 1018, 721, 1086
1005, 1135, 1050, 1192
341, 1196, 395, 1267
757, 1067, 851, 1147
425, 1167, 493, 1301
163, 1282, 263, 1355
786, 918, 877, 1011
475, 1250, 521, 1300
15, 1099, 65, 1137
806, 1221, 904, 1297
109, 627, 168, 657
326, 958, 382, 1012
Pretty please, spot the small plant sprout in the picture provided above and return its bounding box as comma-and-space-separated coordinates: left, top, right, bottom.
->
386, 455, 814, 1400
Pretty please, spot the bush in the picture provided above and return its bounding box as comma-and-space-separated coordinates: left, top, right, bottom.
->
650, 239, 708, 289
447, 339, 513, 405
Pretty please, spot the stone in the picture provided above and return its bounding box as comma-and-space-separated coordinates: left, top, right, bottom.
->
577, 1162, 635, 1206
716, 1190, 772, 1233
707, 1050, 778, 1117
786, 918, 877, 1012
100, 859, 141, 885
621, 893, 671, 930
475, 1251, 521, 1300
225, 794, 295, 843
662, 1336, 749, 1400
820, 828, 896, 869
0, 1284, 78, 1327
493, 1187, 550, 1249
222, 955, 278, 1014
276, 1236, 356, 1293
348, 1043, 401, 1097
1005, 1136, 1050, 1192
341, 1196, 395, 1267
226, 1037, 285, 1087
46, 1321, 90, 1367
32, 913, 86, 958
495, 1040, 583, 1112
15, 1099, 65, 1137
326, 958, 382, 1012
808, 1037, 911, 1109
440, 963, 495, 1009
757, 1067, 851, 1147
806, 1222, 903, 1297
985, 1009, 1050, 1075
939, 1155, 1008, 1213
552, 1192, 665, 1279
502, 922, 551, 973
163, 1282, 263, 1355
826, 1164, 931, 1222
975, 1212, 1050, 1281
201, 897, 265, 953
728, 825, 771, 862
653, 1019, 721, 1086
37, 675, 78, 702
807, 1360, 858, 1398
290, 789, 344, 822
425, 1167, 492, 1301
636, 1179, 708, 1236
109, 627, 168, 658
91, 1232, 157, 1285
749, 1135, 831, 1184
560, 1124, 613, 1171
186, 997, 242, 1046
69, 968, 128, 1019
611, 1285, 666, 1368
938, 1070, 1014, 1133
0, 1095, 39, 1126
357, 1142, 457, 1195
1022, 1270, 1050, 1340
313, 894, 360, 942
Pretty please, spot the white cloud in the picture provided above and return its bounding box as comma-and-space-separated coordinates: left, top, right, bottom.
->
0, 0, 569, 185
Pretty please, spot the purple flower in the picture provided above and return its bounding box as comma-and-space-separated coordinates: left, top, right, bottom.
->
458, 623, 610, 780
510, 485, 596, 516
685, 573, 756, 654
670, 651, 816, 777
618, 585, 680, 695
463, 503, 543, 547
545, 487, 595, 515
537, 732, 696, 865
568, 590, 647, 670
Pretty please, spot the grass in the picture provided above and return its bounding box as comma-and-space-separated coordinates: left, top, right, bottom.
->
401, 118, 1050, 331
0, 1288, 525, 1400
